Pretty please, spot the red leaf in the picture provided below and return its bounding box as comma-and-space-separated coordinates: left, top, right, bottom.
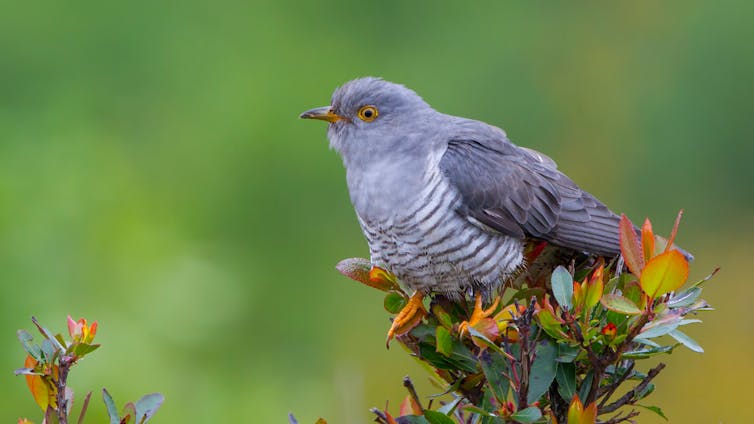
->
665, 210, 684, 253
619, 214, 644, 276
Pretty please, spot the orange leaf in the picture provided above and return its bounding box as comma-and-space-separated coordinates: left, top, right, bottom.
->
567, 395, 584, 424
583, 402, 597, 423
641, 218, 655, 262
619, 214, 644, 275
368, 267, 401, 292
399, 394, 422, 416
23, 356, 48, 411
640, 250, 689, 299
584, 264, 604, 310
27, 375, 50, 411
335, 259, 401, 292
567, 395, 597, 424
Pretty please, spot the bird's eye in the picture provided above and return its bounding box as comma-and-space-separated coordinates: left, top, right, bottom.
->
357, 105, 378, 122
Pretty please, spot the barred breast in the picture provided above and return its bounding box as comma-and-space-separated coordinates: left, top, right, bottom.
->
356, 168, 524, 297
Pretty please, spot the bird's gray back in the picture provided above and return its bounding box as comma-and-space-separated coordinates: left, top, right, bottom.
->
352, 130, 524, 296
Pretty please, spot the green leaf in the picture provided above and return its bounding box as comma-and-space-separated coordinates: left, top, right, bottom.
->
14, 367, 43, 376
578, 371, 593, 402
423, 410, 455, 424
41, 339, 57, 362
436, 397, 462, 415
431, 303, 454, 330
418, 341, 477, 373
435, 326, 453, 357
668, 330, 704, 353
637, 383, 655, 400
510, 406, 542, 424
536, 308, 567, 340
637, 404, 668, 421
134, 393, 164, 423
511, 287, 545, 302
396, 416, 430, 424
555, 363, 576, 401
604, 276, 620, 294
102, 389, 121, 424
667, 287, 702, 308
555, 343, 579, 363
635, 337, 661, 348
73, 343, 101, 358
479, 350, 509, 403
622, 346, 674, 359
384, 293, 407, 314
639, 316, 682, 339
31, 317, 65, 351
551, 266, 573, 311
17, 329, 43, 362
462, 405, 497, 417
622, 280, 643, 307
527, 340, 557, 403
600, 294, 642, 315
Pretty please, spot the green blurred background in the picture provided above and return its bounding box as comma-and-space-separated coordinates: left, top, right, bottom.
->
1, 1, 752, 422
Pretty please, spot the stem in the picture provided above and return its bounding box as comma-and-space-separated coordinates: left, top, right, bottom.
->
600, 363, 666, 414
55, 356, 74, 424
598, 362, 635, 408
402, 376, 424, 413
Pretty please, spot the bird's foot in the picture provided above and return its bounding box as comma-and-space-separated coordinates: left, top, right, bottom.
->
458, 294, 500, 339
386, 291, 426, 349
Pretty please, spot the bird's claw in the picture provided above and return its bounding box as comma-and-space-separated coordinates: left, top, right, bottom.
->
458, 294, 500, 338
386, 291, 426, 348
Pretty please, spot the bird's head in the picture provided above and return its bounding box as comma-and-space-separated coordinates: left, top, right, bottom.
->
300, 77, 437, 164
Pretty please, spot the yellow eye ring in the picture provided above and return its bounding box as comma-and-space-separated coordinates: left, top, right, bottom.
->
357, 105, 379, 122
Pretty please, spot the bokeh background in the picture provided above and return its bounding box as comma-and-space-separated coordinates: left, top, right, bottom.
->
1, 1, 753, 422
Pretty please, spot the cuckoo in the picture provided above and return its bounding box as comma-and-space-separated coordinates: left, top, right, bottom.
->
300, 77, 689, 341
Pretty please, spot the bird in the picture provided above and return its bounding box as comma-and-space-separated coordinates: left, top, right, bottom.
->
300, 77, 688, 340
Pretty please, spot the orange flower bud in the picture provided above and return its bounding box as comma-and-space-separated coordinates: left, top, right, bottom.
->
601, 323, 617, 340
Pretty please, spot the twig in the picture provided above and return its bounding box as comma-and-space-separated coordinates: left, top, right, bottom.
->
600, 408, 640, 424
598, 362, 635, 408
403, 376, 424, 413
369, 407, 389, 423
600, 363, 666, 414
514, 299, 537, 408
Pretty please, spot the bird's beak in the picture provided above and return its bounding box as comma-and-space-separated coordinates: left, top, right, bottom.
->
299, 106, 346, 123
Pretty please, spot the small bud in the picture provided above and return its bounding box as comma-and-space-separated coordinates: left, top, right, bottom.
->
601, 323, 617, 341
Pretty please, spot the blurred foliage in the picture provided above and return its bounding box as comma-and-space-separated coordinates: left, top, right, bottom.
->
0, 1, 752, 422
15, 316, 163, 424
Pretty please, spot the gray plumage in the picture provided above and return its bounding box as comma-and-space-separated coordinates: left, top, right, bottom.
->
301, 77, 634, 297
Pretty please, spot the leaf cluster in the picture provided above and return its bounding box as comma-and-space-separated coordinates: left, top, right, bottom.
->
330, 212, 714, 424
14, 316, 164, 424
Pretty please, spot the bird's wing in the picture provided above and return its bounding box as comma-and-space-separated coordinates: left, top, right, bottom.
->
439, 138, 622, 257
